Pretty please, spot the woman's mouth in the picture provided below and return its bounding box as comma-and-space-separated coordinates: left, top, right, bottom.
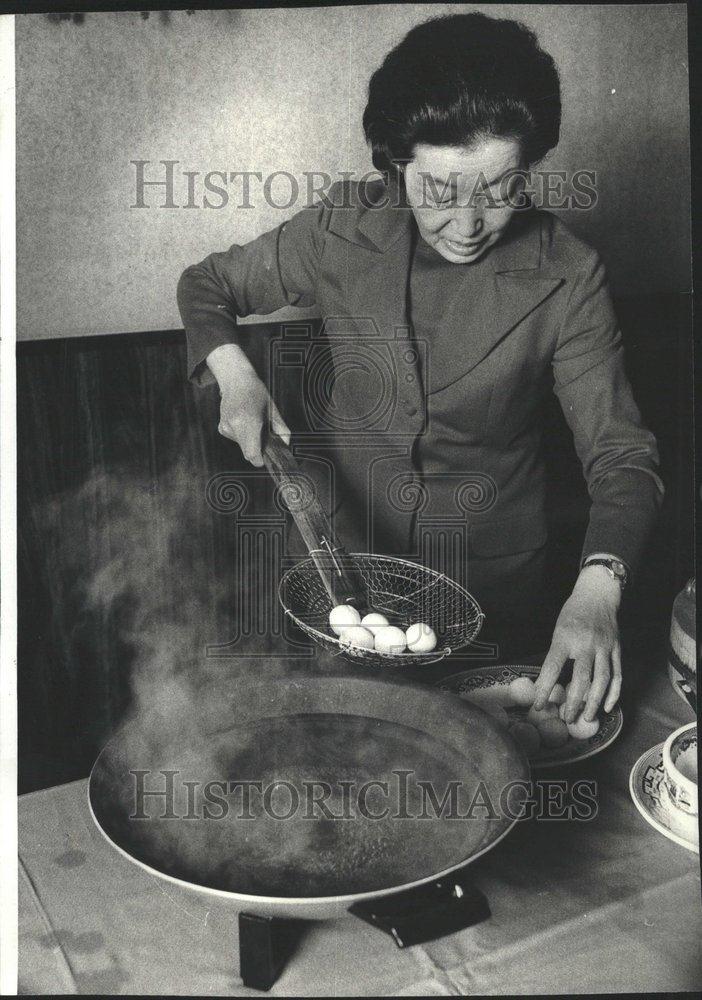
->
443, 235, 489, 256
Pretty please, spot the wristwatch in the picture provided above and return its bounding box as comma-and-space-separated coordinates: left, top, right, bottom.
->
582, 556, 629, 590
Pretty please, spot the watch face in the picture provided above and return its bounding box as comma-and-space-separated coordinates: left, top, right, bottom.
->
586, 559, 627, 586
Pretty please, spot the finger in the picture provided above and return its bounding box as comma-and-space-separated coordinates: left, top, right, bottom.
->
269, 403, 291, 447
564, 658, 592, 723
239, 424, 264, 467
604, 642, 622, 713
582, 649, 610, 721
533, 642, 568, 710
218, 420, 238, 443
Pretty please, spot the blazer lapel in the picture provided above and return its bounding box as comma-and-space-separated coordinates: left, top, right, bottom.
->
427, 210, 564, 390
326, 185, 564, 394
326, 180, 414, 339
325, 184, 426, 432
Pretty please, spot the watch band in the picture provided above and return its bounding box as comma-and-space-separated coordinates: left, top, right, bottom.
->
582, 556, 629, 589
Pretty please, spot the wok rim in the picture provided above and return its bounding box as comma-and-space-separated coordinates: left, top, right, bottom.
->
87, 773, 522, 912
87, 673, 527, 915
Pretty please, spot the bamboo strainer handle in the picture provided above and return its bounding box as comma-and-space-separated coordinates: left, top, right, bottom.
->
263, 433, 368, 611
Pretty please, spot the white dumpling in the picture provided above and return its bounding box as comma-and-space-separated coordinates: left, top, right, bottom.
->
461, 686, 514, 710
567, 712, 600, 740
508, 676, 536, 707
526, 702, 559, 726
548, 683, 567, 706
405, 622, 438, 653
374, 626, 407, 654
360, 612, 390, 635
537, 717, 569, 748
329, 604, 361, 636
338, 626, 375, 650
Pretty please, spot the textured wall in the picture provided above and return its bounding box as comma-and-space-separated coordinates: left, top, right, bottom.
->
16, 5, 690, 340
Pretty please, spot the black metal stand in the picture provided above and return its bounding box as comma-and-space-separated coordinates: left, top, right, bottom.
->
349, 872, 490, 948
238, 873, 490, 990
238, 912, 307, 991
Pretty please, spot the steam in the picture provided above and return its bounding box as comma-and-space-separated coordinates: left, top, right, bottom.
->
39, 457, 298, 757
37, 459, 502, 897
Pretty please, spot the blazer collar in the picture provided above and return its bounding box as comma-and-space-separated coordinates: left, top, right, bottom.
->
487, 206, 543, 273
354, 180, 413, 253
334, 181, 545, 274
325, 181, 564, 393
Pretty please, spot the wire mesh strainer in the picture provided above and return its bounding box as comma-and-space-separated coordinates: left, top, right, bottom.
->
280, 553, 485, 668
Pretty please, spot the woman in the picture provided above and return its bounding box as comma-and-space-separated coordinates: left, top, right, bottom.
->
177, 13, 663, 723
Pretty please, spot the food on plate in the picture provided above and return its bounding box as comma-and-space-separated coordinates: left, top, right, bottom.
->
458, 671, 614, 758
329, 604, 362, 636
559, 698, 587, 722
405, 622, 438, 653
360, 612, 390, 635
509, 675, 566, 709
537, 717, 569, 748
548, 683, 567, 706
460, 685, 514, 710
509, 721, 541, 755
373, 625, 408, 654
562, 682, 587, 711
526, 702, 559, 726
566, 712, 601, 740
508, 675, 536, 706
338, 625, 375, 650
455, 671, 614, 758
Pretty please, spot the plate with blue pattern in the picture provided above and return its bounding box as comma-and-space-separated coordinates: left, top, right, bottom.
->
436, 664, 624, 767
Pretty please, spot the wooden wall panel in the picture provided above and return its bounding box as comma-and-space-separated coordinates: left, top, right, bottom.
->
17, 325, 308, 791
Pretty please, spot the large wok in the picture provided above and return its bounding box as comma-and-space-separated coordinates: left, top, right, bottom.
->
89, 673, 528, 921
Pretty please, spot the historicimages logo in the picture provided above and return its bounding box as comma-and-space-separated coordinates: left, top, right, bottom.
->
130, 162, 598, 211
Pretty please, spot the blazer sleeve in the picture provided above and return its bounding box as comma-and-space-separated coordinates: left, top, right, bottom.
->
176, 200, 330, 386
552, 251, 665, 575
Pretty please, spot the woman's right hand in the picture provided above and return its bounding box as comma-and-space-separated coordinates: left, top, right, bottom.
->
207, 343, 291, 467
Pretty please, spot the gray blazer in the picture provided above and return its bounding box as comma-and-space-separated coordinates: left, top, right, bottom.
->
178, 181, 663, 575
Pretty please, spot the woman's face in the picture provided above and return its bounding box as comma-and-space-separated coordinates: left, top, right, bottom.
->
404, 137, 525, 263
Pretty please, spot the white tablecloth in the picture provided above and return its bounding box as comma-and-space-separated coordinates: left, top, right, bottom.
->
18, 669, 701, 995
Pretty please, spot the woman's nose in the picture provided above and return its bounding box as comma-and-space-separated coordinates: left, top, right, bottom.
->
452, 208, 484, 239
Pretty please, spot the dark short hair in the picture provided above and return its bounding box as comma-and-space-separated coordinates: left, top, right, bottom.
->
363, 13, 561, 175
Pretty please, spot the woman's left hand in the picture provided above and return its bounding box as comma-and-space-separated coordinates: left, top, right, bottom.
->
533, 565, 622, 723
